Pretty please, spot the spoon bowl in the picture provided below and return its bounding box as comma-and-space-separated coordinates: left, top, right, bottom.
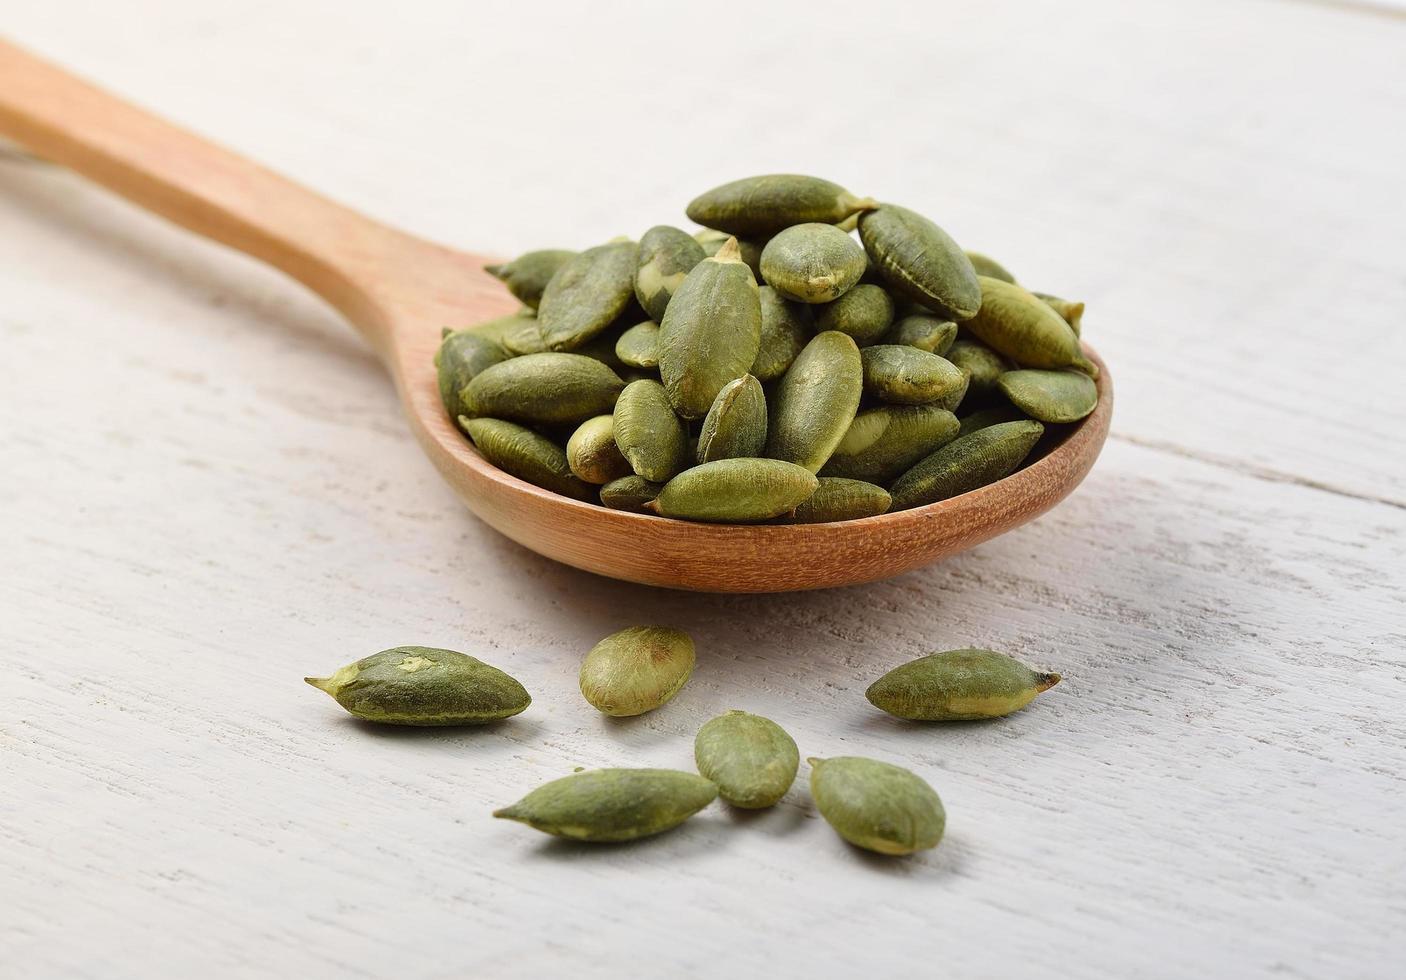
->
0, 40, 1110, 592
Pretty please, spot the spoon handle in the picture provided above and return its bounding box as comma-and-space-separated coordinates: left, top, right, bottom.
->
0, 38, 425, 353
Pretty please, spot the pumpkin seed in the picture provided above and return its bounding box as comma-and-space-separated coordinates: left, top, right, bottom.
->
866, 648, 1061, 721
693, 228, 730, 254
998, 369, 1098, 423
501, 315, 549, 355
494, 768, 717, 842
1032, 292, 1085, 336
566, 415, 632, 485
820, 405, 960, 484
537, 240, 638, 351
882, 313, 957, 355
463, 353, 624, 425
658, 238, 762, 419
456, 311, 536, 345
599, 474, 664, 512
436, 331, 509, 419
686, 174, 876, 237
859, 204, 981, 319
809, 756, 945, 856
889, 419, 1045, 510
815, 283, 895, 345
306, 646, 530, 725
791, 477, 891, 523
697, 375, 767, 463
579, 626, 695, 717
861, 345, 969, 407
614, 379, 690, 482
614, 320, 661, 369
646, 458, 819, 523
750, 286, 812, 381
485, 249, 576, 309
694, 710, 799, 809
635, 225, 706, 322
459, 417, 595, 500
964, 277, 1097, 375
957, 404, 1027, 437
765, 331, 863, 472
760, 223, 867, 303
945, 337, 1010, 399
964, 250, 1016, 284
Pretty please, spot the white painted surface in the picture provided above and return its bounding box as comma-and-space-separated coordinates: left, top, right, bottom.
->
2, 1, 1403, 977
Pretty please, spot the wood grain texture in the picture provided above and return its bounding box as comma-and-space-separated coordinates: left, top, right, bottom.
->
1, 0, 1403, 977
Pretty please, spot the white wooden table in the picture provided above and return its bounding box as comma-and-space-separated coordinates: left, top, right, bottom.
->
3, 1, 1403, 976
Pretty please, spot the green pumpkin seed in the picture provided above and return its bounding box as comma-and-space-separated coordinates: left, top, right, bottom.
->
1032, 292, 1085, 336
820, 405, 960, 484
458, 311, 537, 346
998, 369, 1098, 423
436, 331, 509, 419
494, 768, 717, 842
697, 375, 767, 463
791, 477, 891, 523
957, 404, 1027, 437
765, 331, 863, 472
694, 710, 799, 809
306, 646, 530, 725
614, 320, 660, 369
634, 225, 706, 322
501, 315, 548, 355
736, 237, 767, 279
945, 337, 1010, 398
566, 415, 632, 484
685, 174, 876, 237
579, 626, 695, 717
537, 240, 638, 351
760, 223, 867, 303
459, 417, 595, 500
964, 250, 1016, 284
964, 277, 1097, 375
614, 379, 689, 482
750, 286, 812, 381
809, 756, 945, 856
463, 352, 624, 425
647, 458, 819, 523
657, 238, 762, 419
599, 474, 664, 512
889, 419, 1044, 510
859, 204, 981, 319
866, 648, 1061, 721
693, 228, 730, 254
881, 313, 957, 355
815, 283, 895, 345
485, 249, 576, 309
861, 345, 969, 407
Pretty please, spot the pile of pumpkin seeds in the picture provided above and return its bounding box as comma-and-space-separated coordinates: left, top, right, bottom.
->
437, 174, 1099, 523
306, 632, 1060, 856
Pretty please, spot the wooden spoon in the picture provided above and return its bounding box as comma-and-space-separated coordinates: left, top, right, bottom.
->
0, 40, 1111, 593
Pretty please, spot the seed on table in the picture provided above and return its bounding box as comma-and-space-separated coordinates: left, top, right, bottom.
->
881, 313, 957, 355
997, 369, 1099, 423
686, 174, 877, 237
866, 648, 1062, 721
634, 225, 706, 322
889, 419, 1044, 510
494, 768, 718, 842
462, 352, 624, 426
765, 331, 864, 472
809, 756, 946, 856
614, 379, 690, 482
760, 223, 868, 303
646, 458, 819, 523
964, 276, 1098, 375
820, 404, 960, 484
537, 239, 639, 352
579, 625, 696, 717
860, 345, 969, 407
658, 238, 763, 419
697, 375, 768, 463
750, 286, 813, 381
599, 474, 664, 512
436, 330, 509, 419
815, 283, 895, 345
614, 320, 661, 369
305, 646, 531, 725
790, 477, 891, 523
566, 415, 632, 484
694, 710, 800, 809
859, 203, 981, 319
485, 249, 577, 309
459, 417, 595, 500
